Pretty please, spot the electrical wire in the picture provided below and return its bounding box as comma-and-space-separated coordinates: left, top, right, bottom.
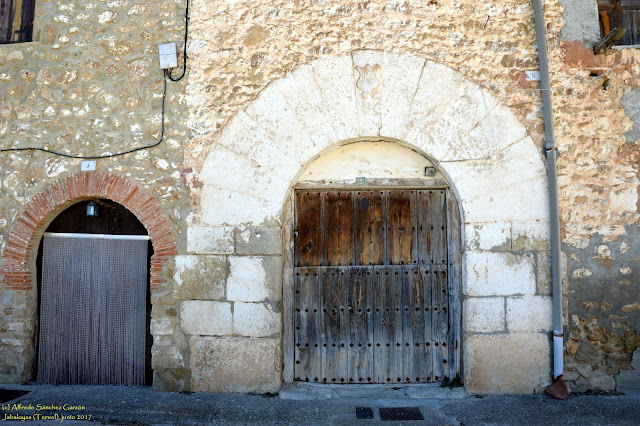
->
165, 0, 190, 82
0, 73, 167, 159
0, 0, 190, 159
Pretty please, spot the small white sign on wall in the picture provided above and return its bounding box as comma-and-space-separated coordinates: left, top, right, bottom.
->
81, 160, 96, 171
525, 70, 541, 81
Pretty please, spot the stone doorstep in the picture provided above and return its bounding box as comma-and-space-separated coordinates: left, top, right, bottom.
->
278, 382, 468, 400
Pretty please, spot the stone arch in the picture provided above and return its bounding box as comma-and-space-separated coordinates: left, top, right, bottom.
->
199, 51, 549, 227
196, 50, 553, 393
2, 172, 177, 292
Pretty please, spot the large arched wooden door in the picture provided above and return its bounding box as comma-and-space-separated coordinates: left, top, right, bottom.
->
293, 188, 461, 384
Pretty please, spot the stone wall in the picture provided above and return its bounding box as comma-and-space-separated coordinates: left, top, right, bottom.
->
0, 0, 190, 388
0, 0, 639, 394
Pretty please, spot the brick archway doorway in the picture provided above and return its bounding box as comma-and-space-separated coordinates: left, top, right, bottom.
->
1, 172, 177, 384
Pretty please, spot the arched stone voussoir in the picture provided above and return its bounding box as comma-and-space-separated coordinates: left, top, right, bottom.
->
213, 110, 305, 183
440, 137, 550, 224
199, 50, 548, 230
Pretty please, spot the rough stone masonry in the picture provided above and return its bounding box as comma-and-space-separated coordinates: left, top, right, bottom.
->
0, 0, 638, 395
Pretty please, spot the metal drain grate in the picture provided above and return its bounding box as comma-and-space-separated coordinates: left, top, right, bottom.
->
356, 407, 374, 419
0, 389, 30, 404
379, 407, 424, 421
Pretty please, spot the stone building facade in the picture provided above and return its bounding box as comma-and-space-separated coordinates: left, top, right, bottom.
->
0, 0, 638, 395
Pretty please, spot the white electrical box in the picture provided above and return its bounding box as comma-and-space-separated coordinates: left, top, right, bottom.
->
81, 160, 96, 171
525, 70, 541, 81
159, 43, 178, 69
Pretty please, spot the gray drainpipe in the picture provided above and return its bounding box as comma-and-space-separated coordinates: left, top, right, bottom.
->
532, 0, 567, 397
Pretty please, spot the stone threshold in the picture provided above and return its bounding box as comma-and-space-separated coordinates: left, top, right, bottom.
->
278, 382, 468, 400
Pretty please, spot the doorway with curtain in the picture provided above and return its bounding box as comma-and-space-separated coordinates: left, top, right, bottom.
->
35, 199, 153, 386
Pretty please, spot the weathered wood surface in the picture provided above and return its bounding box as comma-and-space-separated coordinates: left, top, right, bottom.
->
389, 190, 416, 265
431, 265, 449, 381
446, 189, 462, 380
355, 191, 384, 266
295, 191, 323, 267
294, 269, 322, 381
293, 188, 460, 384
327, 191, 354, 266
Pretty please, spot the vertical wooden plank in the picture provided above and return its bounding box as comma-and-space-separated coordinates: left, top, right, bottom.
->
422, 266, 433, 382
346, 266, 373, 383
431, 265, 449, 382
9, 0, 20, 42
294, 268, 322, 382
373, 265, 392, 383
402, 265, 424, 383
337, 267, 350, 384
355, 191, 384, 266
446, 189, 462, 381
321, 267, 347, 384
418, 189, 447, 266
295, 191, 324, 267
326, 191, 355, 266
318, 267, 334, 384
389, 190, 416, 265
390, 265, 404, 383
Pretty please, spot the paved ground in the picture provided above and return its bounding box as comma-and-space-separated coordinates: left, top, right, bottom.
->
1, 383, 639, 425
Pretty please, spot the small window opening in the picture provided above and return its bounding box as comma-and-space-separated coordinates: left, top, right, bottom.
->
598, 0, 640, 46
0, 0, 35, 43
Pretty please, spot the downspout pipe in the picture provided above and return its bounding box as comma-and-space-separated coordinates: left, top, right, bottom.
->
532, 0, 567, 398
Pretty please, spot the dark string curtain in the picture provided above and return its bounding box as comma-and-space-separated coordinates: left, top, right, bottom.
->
38, 234, 148, 386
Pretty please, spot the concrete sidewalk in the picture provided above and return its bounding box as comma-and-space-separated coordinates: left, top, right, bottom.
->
0, 383, 639, 425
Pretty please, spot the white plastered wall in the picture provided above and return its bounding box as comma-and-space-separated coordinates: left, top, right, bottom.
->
192, 50, 553, 394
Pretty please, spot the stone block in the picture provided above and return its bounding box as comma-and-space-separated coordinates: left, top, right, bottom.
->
273, 63, 338, 149
180, 301, 232, 336
201, 187, 281, 227
227, 256, 282, 302
150, 317, 174, 336
151, 345, 185, 369
244, 83, 318, 167
309, 55, 358, 142
173, 255, 227, 300
535, 252, 552, 295
506, 296, 552, 332
235, 226, 282, 255
465, 333, 550, 394
233, 302, 280, 337
441, 139, 550, 223
199, 145, 291, 203
464, 252, 536, 296
153, 368, 190, 393
512, 221, 550, 251
380, 51, 425, 138
464, 297, 505, 332
559, 0, 602, 46
464, 222, 512, 252
190, 336, 281, 393
212, 110, 304, 183
575, 340, 604, 364
352, 49, 383, 136
187, 226, 234, 255
616, 353, 640, 393
587, 371, 616, 391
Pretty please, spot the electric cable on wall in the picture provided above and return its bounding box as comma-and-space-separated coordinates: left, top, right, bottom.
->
0, 0, 190, 159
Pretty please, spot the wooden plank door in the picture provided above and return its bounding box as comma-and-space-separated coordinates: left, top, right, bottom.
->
294, 188, 459, 384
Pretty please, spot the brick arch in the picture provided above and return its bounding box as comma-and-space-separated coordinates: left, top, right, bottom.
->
2, 171, 177, 292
